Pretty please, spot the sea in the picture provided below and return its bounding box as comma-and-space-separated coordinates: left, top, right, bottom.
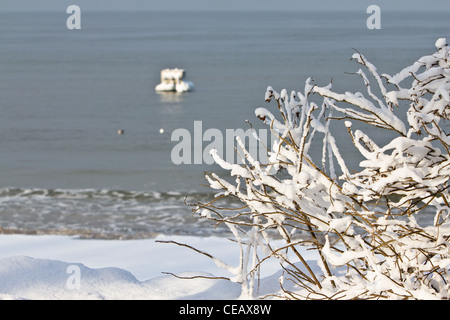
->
0, 10, 448, 238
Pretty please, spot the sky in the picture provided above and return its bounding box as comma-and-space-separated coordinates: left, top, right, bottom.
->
1, 0, 449, 12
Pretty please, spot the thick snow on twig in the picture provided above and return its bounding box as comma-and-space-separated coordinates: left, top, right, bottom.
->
193, 38, 450, 300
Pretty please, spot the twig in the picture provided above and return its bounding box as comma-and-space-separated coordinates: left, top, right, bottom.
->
161, 272, 230, 281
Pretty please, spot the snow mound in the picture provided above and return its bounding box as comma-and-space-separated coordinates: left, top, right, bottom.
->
0, 256, 241, 300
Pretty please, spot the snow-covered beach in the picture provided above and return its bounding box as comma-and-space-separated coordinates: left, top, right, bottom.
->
0, 233, 318, 300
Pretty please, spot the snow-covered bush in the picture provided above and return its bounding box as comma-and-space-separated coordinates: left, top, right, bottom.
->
192, 38, 450, 299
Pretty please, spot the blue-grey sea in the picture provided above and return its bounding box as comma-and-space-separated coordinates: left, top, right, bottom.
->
0, 10, 448, 238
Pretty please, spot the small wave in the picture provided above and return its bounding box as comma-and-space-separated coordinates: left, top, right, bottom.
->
0, 187, 234, 239
0, 187, 189, 201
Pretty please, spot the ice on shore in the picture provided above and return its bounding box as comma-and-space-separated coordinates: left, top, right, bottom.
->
0, 255, 240, 300
0, 234, 308, 300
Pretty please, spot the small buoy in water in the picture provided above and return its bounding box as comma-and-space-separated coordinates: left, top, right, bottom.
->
159, 128, 164, 134
118, 129, 124, 135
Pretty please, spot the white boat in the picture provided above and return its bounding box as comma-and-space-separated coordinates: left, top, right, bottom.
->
155, 68, 194, 93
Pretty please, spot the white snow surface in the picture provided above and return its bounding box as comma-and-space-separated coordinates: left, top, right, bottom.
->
0, 234, 317, 300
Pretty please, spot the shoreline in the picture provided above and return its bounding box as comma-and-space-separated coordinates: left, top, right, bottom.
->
0, 227, 161, 240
